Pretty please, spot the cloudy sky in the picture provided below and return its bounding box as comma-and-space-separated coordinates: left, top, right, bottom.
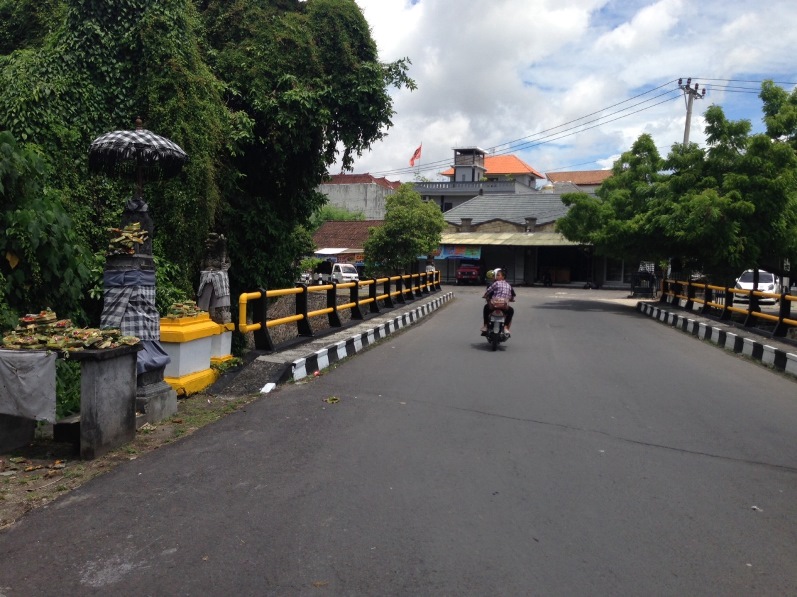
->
340, 0, 797, 183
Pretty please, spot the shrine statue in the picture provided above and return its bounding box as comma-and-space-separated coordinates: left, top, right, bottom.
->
197, 233, 231, 324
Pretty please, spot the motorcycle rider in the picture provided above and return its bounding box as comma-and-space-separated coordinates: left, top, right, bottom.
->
481, 268, 515, 336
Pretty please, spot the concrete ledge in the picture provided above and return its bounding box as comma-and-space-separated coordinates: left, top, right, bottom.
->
636, 301, 797, 379
289, 292, 453, 382
787, 353, 797, 377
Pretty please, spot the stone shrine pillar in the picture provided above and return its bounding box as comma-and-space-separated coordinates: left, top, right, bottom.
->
101, 196, 177, 423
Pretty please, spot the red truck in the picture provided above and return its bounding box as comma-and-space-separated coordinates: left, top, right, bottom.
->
456, 262, 482, 285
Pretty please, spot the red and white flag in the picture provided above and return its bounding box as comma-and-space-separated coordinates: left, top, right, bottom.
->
409, 143, 422, 167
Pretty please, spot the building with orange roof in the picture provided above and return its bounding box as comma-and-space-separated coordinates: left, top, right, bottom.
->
414, 147, 545, 212
545, 169, 612, 194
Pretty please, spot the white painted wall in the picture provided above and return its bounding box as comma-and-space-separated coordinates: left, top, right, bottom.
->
318, 182, 394, 220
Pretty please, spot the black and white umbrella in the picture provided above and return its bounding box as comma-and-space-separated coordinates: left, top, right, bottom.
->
88, 117, 188, 197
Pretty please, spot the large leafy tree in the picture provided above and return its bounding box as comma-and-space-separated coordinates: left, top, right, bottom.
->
557, 134, 666, 263
0, 0, 228, 308
558, 84, 797, 283
364, 184, 444, 275
200, 0, 414, 294
0, 131, 90, 327
0, 0, 412, 321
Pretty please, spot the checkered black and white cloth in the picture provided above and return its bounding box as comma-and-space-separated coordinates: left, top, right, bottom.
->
101, 269, 160, 341
197, 270, 231, 311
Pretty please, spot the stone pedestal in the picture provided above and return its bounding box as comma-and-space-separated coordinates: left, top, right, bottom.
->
2, 346, 141, 458
136, 367, 177, 424
68, 345, 141, 460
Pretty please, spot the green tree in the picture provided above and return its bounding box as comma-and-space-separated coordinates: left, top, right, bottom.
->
0, 0, 229, 302
364, 184, 443, 275
0, 131, 91, 325
703, 103, 797, 273
557, 88, 797, 282
0, 0, 413, 322
202, 0, 415, 294
557, 134, 666, 263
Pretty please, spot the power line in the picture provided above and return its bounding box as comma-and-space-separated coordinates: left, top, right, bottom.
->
375, 89, 682, 177
694, 77, 797, 86
362, 77, 792, 178
484, 79, 679, 153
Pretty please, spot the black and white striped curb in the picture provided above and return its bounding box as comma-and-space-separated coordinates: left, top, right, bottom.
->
289, 292, 454, 381
637, 302, 797, 379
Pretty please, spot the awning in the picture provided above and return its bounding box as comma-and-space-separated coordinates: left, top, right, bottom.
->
432, 245, 482, 260
439, 232, 581, 247
315, 248, 349, 256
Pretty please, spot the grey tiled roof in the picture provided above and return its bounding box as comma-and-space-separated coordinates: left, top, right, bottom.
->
442, 192, 579, 226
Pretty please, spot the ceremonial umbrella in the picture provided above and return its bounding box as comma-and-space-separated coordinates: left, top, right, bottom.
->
88, 117, 188, 197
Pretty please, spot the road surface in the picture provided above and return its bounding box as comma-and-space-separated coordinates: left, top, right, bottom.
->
1, 286, 796, 596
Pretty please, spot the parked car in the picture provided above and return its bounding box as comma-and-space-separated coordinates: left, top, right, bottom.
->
330, 263, 359, 284
734, 269, 781, 303
456, 262, 481, 285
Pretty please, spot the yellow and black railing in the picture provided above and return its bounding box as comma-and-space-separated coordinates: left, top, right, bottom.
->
238, 271, 442, 351
661, 278, 797, 337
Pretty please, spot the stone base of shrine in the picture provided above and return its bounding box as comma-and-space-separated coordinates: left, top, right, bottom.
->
164, 367, 218, 397
136, 367, 178, 424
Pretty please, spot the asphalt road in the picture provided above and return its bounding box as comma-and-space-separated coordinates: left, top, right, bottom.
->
1, 286, 797, 596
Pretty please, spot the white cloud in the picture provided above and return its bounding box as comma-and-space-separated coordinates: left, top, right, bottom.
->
344, 0, 797, 181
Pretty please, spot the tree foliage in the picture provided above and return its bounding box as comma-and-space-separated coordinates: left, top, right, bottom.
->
200, 0, 415, 293
557, 83, 797, 282
0, 0, 412, 320
557, 134, 666, 262
364, 184, 443, 275
0, 131, 91, 326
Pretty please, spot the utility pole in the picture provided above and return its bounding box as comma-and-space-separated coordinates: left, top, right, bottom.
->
679, 77, 706, 145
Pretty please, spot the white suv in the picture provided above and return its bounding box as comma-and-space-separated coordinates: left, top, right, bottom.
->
734, 269, 780, 303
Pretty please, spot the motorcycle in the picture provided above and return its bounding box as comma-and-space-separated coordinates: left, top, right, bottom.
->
484, 297, 510, 350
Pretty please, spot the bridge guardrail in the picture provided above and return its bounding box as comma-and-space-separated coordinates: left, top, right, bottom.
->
238, 271, 442, 351
661, 277, 797, 337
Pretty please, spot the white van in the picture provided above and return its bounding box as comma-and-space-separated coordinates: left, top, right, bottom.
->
330, 263, 359, 284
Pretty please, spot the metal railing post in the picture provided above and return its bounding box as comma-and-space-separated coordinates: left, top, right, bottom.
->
382, 277, 393, 309
684, 282, 695, 311
350, 281, 364, 320
295, 284, 313, 337
773, 290, 791, 337
720, 286, 733, 320
395, 276, 406, 304
252, 287, 275, 351
369, 278, 381, 313
327, 283, 342, 328
701, 285, 712, 315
